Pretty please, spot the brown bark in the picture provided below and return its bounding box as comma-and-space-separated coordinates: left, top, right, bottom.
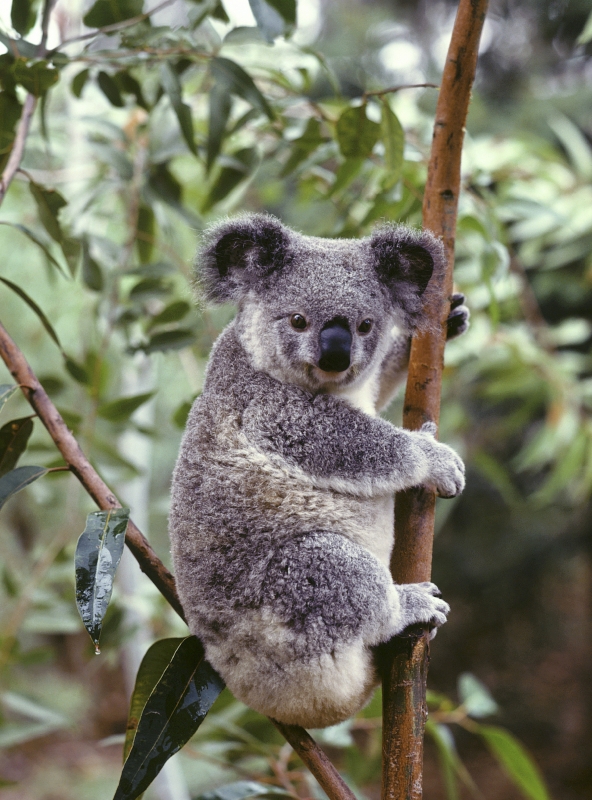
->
0, 319, 352, 800
382, 1, 488, 799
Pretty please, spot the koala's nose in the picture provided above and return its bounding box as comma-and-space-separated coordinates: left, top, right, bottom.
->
318, 318, 351, 372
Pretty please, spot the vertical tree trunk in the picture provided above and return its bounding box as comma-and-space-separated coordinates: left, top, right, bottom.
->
382, 2, 489, 799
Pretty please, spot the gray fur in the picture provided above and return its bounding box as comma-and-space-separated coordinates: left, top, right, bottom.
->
170, 214, 466, 728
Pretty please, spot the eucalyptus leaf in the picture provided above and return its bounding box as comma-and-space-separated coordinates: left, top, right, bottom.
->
0, 466, 48, 511
98, 71, 125, 107
381, 99, 404, 189
11, 59, 59, 97
280, 117, 325, 177
71, 68, 89, 98
478, 725, 550, 800
149, 301, 191, 327
0, 92, 22, 162
458, 673, 498, 718
0, 277, 63, 351
0, 385, 18, 416
210, 57, 274, 121
207, 83, 232, 172
114, 637, 224, 800
202, 147, 259, 212
97, 393, 154, 423
74, 508, 130, 651
160, 63, 197, 155
248, 0, 288, 42
82, 239, 104, 291
83, 0, 143, 28
11, 0, 41, 36
137, 329, 197, 354
28, 180, 67, 243
136, 205, 155, 264
0, 417, 34, 477
0, 221, 67, 277
336, 105, 380, 159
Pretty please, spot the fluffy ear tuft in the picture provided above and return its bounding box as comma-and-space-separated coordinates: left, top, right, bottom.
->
369, 224, 445, 330
197, 213, 291, 303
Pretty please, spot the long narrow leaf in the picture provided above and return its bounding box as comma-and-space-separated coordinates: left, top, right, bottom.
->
0, 277, 63, 351
160, 64, 197, 155
75, 508, 130, 652
210, 57, 274, 120
478, 725, 550, 800
114, 637, 224, 800
0, 221, 68, 277
0, 417, 34, 477
0, 466, 48, 511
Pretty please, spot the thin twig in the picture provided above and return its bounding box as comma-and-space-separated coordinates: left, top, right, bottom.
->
0, 319, 353, 800
362, 83, 439, 101
56, 0, 177, 50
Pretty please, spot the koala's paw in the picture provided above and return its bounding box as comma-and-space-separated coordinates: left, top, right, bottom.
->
447, 292, 470, 340
418, 423, 465, 498
397, 581, 450, 632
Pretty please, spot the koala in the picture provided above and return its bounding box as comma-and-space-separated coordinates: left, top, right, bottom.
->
169, 214, 468, 729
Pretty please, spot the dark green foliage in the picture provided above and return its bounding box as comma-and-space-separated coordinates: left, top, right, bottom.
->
83, 0, 143, 28
0, 417, 34, 477
0, 466, 48, 511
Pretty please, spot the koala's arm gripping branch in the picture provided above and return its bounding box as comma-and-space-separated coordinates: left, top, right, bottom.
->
0, 319, 356, 800
381, 1, 488, 799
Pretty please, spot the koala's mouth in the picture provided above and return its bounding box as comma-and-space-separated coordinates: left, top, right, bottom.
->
307, 363, 360, 385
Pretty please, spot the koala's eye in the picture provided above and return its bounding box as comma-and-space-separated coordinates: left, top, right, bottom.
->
290, 314, 307, 330
358, 319, 373, 334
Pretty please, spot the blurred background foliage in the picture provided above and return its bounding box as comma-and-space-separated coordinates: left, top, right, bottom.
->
0, 0, 591, 798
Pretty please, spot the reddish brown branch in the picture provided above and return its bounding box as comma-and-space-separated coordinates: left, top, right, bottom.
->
382, 1, 488, 799
0, 319, 351, 800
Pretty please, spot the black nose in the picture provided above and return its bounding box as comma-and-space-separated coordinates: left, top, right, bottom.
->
318, 318, 351, 372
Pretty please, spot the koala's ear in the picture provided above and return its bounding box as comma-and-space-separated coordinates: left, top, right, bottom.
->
369, 225, 445, 330
198, 213, 291, 303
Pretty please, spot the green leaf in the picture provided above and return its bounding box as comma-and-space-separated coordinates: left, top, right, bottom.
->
113, 637, 224, 800
426, 721, 459, 800
210, 57, 275, 121
74, 508, 130, 651
0, 385, 18, 416
478, 725, 550, 800
458, 673, 499, 718
0, 466, 48, 511
0, 92, 22, 161
11, 0, 41, 36
160, 63, 197, 155
199, 782, 294, 800
28, 180, 67, 243
336, 105, 380, 159
97, 71, 125, 107
83, 0, 143, 28
207, 83, 232, 172
148, 163, 182, 206
136, 329, 196, 354
280, 117, 326, 177
172, 399, 194, 429
11, 59, 59, 97
0, 277, 63, 351
327, 157, 363, 197
61, 237, 82, 277
136, 205, 155, 264
63, 357, 89, 385
71, 68, 89, 98
0, 417, 34, 478
577, 10, 592, 44
82, 239, 104, 291
248, 0, 296, 42
97, 392, 155, 423
0, 33, 37, 59
124, 637, 187, 760
548, 114, 592, 181
380, 99, 404, 189
0, 221, 67, 277
149, 301, 191, 328
202, 147, 259, 212
114, 70, 149, 110
129, 278, 170, 301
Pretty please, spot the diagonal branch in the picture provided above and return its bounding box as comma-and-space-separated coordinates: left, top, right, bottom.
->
0, 319, 355, 800
382, 1, 489, 799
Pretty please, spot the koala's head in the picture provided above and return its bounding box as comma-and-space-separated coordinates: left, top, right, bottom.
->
198, 214, 444, 392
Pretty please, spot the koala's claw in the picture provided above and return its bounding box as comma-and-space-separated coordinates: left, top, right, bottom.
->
397, 582, 450, 632
416, 426, 465, 498
447, 293, 470, 340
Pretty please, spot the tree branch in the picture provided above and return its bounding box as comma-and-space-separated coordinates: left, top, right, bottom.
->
0, 319, 354, 800
382, 2, 489, 799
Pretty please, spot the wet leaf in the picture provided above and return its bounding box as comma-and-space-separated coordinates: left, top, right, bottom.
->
160, 63, 196, 155
381, 99, 404, 189
71, 68, 89, 98
98, 71, 125, 107
28, 180, 67, 243
0, 417, 34, 477
124, 637, 186, 760
210, 57, 274, 121
97, 392, 155, 423
114, 637, 224, 800
74, 508, 130, 650
136, 329, 196, 354
207, 83, 232, 172
336, 105, 380, 159
0, 277, 63, 351
202, 147, 259, 212
0, 221, 67, 277
478, 725, 550, 800
0, 385, 18, 416
0, 466, 48, 511
83, 0, 143, 28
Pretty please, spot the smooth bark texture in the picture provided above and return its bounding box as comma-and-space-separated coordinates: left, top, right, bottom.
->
0, 320, 351, 800
383, 1, 488, 799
